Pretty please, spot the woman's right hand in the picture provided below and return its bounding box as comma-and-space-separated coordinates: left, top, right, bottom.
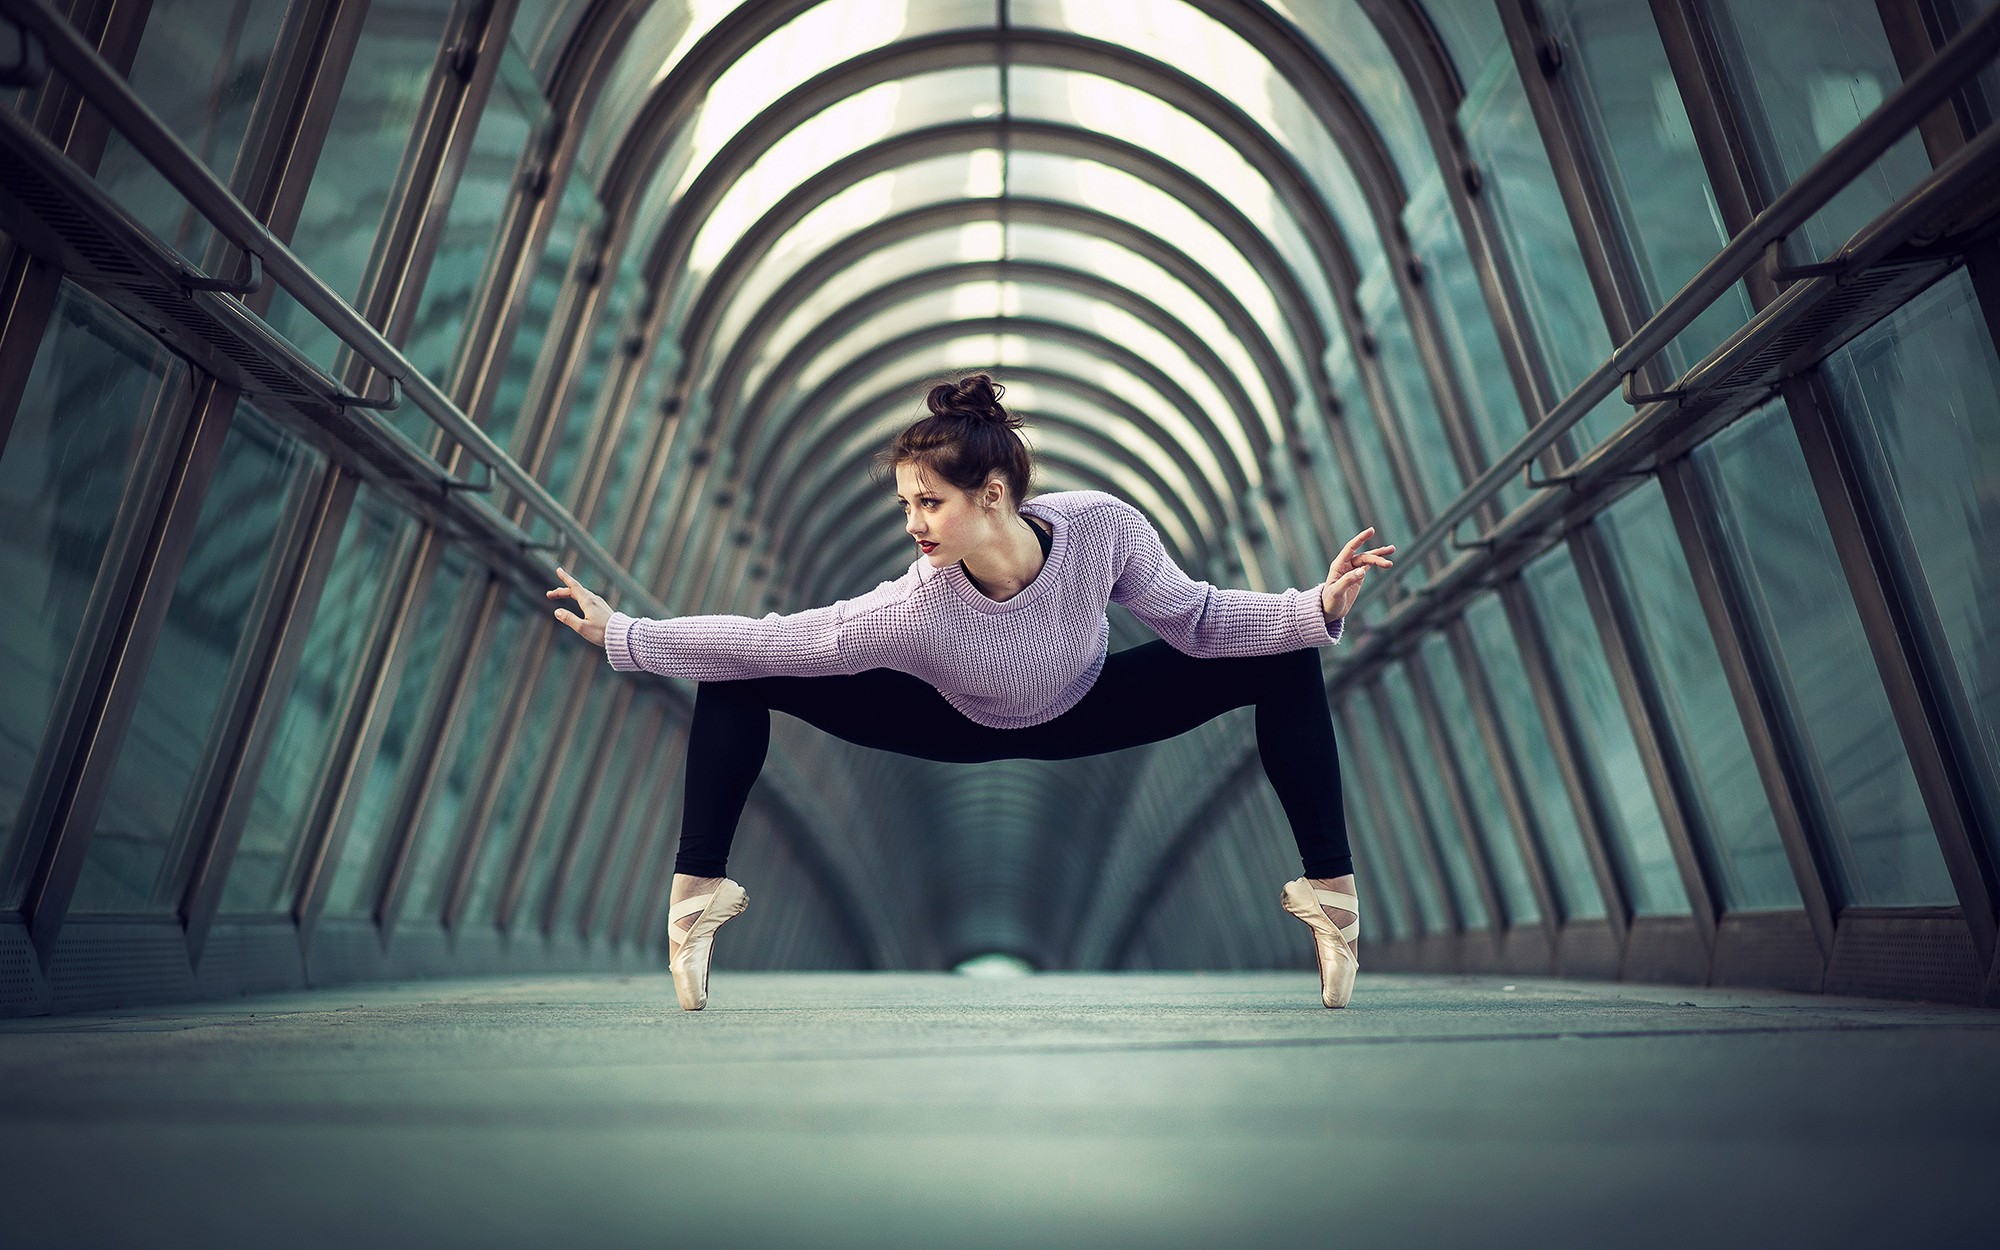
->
547, 566, 613, 648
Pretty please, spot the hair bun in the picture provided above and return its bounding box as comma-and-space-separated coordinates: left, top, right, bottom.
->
927, 374, 1013, 426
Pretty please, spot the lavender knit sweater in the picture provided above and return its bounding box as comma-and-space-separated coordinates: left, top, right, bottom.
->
603, 489, 1344, 729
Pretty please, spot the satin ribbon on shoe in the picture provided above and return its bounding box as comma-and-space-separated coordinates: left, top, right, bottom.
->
667, 879, 749, 1011
1280, 877, 1359, 1008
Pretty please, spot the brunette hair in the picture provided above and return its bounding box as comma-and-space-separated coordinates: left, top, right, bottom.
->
871, 373, 1035, 510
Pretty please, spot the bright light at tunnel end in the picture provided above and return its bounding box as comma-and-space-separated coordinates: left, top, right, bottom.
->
952, 953, 1037, 977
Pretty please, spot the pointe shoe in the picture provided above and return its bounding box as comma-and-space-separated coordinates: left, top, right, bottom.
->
667, 879, 749, 1011
1280, 877, 1359, 1008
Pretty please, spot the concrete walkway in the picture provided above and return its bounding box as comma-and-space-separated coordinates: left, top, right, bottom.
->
3, 972, 1995, 1248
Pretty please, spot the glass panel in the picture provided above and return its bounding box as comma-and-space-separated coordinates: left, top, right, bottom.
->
1327, 333, 1414, 551
1420, 633, 1541, 924
594, 330, 679, 551
405, 587, 530, 926
1380, 664, 1491, 929
1423, 0, 1509, 84
1522, 543, 1691, 913
513, 678, 617, 929
322, 544, 474, 919
1697, 400, 1953, 905
73, 405, 315, 913
1333, 710, 1411, 941
557, 705, 655, 935
1343, 694, 1449, 933
1359, 252, 1460, 519
95, 0, 288, 261
1261, 0, 1438, 193
491, 170, 603, 461
464, 648, 580, 926
1406, 170, 1531, 516
263, 0, 461, 368
1706, 0, 1935, 261
221, 485, 411, 914
0, 285, 187, 909
1596, 482, 1800, 909
542, 260, 644, 509
1819, 271, 2000, 868
1463, 592, 1607, 918
1537, 0, 1752, 371
1459, 46, 1628, 446
401, 43, 549, 405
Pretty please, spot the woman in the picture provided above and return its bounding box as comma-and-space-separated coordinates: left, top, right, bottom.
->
548, 375, 1392, 1011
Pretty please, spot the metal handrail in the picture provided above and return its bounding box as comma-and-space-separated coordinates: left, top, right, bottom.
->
1388, 0, 2000, 593
0, 0, 661, 614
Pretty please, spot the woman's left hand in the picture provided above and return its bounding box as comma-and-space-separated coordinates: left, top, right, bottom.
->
1322, 527, 1395, 622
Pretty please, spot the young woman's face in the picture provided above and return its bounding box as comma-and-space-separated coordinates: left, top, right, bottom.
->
896, 461, 998, 566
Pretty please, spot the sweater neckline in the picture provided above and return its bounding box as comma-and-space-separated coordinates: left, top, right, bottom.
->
946, 500, 1066, 614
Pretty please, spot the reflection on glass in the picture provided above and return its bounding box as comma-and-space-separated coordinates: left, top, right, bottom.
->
1380, 664, 1491, 930
0, 286, 186, 910
1522, 542, 1691, 914
221, 485, 410, 914
1537, 0, 1751, 371
1463, 593, 1607, 919
557, 706, 655, 935
1707, 0, 1934, 261
1406, 171, 1531, 516
1359, 253, 1460, 520
404, 589, 529, 926
1698, 400, 1953, 905
1459, 46, 1628, 447
401, 43, 549, 407
1332, 709, 1411, 941
1328, 334, 1413, 549
1343, 694, 1449, 933
322, 545, 473, 918
465, 647, 576, 926
73, 406, 314, 913
490, 170, 603, 457
1420, 634, 1541, 924
263, 0, 460, 368
541, 263, 644, 509
96, 0, 287, 262
1820, 272, 2000, 869
1597, 482, 1799, 909
514, 679, 617, 930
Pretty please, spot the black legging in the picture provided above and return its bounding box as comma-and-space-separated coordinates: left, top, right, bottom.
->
675, 639, 1352, 880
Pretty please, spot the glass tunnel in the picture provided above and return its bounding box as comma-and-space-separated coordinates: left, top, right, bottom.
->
1, 0, 1999, 1016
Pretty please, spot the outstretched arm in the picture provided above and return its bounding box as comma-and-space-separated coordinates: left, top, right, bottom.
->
1111, 504, 1375, 657
548, 565, 909, 681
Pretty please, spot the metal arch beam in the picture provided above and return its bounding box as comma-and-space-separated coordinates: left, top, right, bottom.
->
640, 120, 1317, 591
727, 261, 1281, 533
672, 313, 1256, 608
757, 370, 1218, 589
693, 198, 1308, 429
1353, 0, 1561, 425
617, 21, 1480, 557
1183, 0, 1491, 509
660, 116, 1330, 438
631, 25, 1367, 382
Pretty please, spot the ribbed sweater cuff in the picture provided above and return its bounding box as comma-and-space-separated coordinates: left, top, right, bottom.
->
603, 611, 642, 671
1296, 586, 1344, 647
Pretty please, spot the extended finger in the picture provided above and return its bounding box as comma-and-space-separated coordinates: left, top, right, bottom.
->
555, 565, 587, 592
